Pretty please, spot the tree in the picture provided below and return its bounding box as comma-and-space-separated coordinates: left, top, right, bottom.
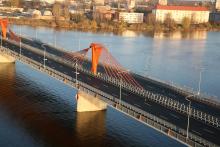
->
164, 13, 177, 30
10, 0, 20, 7
182, 17, 191, 30
146, 13, 156, 26
52, 2, 62, 18
63, 6, 70, 20
90, 20, 97, 29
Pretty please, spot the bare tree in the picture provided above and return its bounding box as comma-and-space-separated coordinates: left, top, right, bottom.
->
10, 0, 20, 7
146, 13, 156, 26
52, 2, 62, 18
182, 17, 191, 30
63, 6, 70, 20
164, 13, 177, 30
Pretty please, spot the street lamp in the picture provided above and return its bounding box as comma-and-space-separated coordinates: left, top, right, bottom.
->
35, 29, 37, 40
198, 68, 204, 95
1, 33, 2, 48
54, 31, 56, 47
118, 70, 129, 106
185, 67, 205, 139
185, 94, 195, 139
41, 44, 47, 68
78, 32, 81, 51
19, 25, 21, 57
75, 61, 80, 89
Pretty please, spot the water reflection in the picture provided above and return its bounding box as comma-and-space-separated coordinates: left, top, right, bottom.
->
76, 111, 106, 146
0, 63, 107, 147
154, 31, 207, 40
0, 63, 15, 81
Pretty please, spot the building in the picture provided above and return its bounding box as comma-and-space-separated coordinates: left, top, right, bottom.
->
126, 0, 135, 10
94, 0, 105, 6
152, 5, 209, 24
158, 0, 167, 6
93, 6, 113, 20
209, 12, 220, 23
119, 12, 144, 23
216, 0, 220, 11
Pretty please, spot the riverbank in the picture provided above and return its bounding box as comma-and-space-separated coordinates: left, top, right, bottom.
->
8, 17, 220, 33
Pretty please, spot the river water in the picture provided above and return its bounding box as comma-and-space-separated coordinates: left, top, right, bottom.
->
0, 25, 219, 146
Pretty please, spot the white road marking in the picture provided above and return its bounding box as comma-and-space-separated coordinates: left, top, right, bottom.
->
112, 94, 118, 97
103, 84, 108, 87
192, 130, 201, 135
144, 102, 152, 107
203, 128, 214, 134
122, 93, 128, 96
134, 104, 141, 108
160, 115, 168, 120
169, 113, 180, 119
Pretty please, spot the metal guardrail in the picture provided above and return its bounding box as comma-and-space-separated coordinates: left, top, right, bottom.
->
134, 72, 220, 108
3, 38, 220, 128
1, 46, 218, 147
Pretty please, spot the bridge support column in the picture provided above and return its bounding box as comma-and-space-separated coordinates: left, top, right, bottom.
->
76, 91, 107, 112
0, 53, 15, 63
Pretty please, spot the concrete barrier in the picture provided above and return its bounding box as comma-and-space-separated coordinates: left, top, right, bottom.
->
0, 53, 15, 63
76, 90, 107, 112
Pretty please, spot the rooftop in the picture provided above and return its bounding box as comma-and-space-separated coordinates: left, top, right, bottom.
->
154, 5, 209, 11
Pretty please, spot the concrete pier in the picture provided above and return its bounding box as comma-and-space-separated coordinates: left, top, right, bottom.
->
0, 53, 15, 63
76, 91, 107, 112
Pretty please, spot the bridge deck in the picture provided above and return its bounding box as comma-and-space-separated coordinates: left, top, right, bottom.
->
20, 37, 220, 119
1, 37, 220, 146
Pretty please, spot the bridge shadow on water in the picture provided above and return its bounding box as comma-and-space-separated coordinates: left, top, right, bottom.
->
0, 63, 109, 147
0, 63, 185, 147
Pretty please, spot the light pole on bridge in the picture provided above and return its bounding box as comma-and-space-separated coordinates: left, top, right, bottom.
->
185, 68, 205, 139
19, 25, 22, 57
198, 68, 204, 95
41, 44, 47, 69
75, 61, 80, 89
118, 70, 129, 106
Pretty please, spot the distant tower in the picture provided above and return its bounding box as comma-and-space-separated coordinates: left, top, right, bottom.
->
158, 0, 167, 5
216, 0, 220, 11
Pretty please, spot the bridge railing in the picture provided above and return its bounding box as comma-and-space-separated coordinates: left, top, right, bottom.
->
1, 46, 218, 147
134, 72, 220, 108
2, 39, 220, 128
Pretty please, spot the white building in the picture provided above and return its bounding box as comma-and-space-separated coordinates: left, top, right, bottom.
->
119, 12, 143, 23
216, 0, 220, 11
152, 5, 209, 24
158, 0, 167, 5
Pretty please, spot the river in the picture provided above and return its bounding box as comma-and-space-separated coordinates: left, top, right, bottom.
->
0, 25, 219, 147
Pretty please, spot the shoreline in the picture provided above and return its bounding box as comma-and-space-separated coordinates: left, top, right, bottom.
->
8, 17, 220, 35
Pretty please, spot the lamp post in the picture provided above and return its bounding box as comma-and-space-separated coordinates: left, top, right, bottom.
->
41, 44, 47, 68
75, 62, 80, 89
78, 32, 81, 51
186, 67, 205, 139
198, 68, 204, 95
35, 29, 37, 40
1, 33, 2, 48
19, 25, 21, 57
54, 31, 56, 47
118, 70, 129, 105
185, 94, 195, 139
